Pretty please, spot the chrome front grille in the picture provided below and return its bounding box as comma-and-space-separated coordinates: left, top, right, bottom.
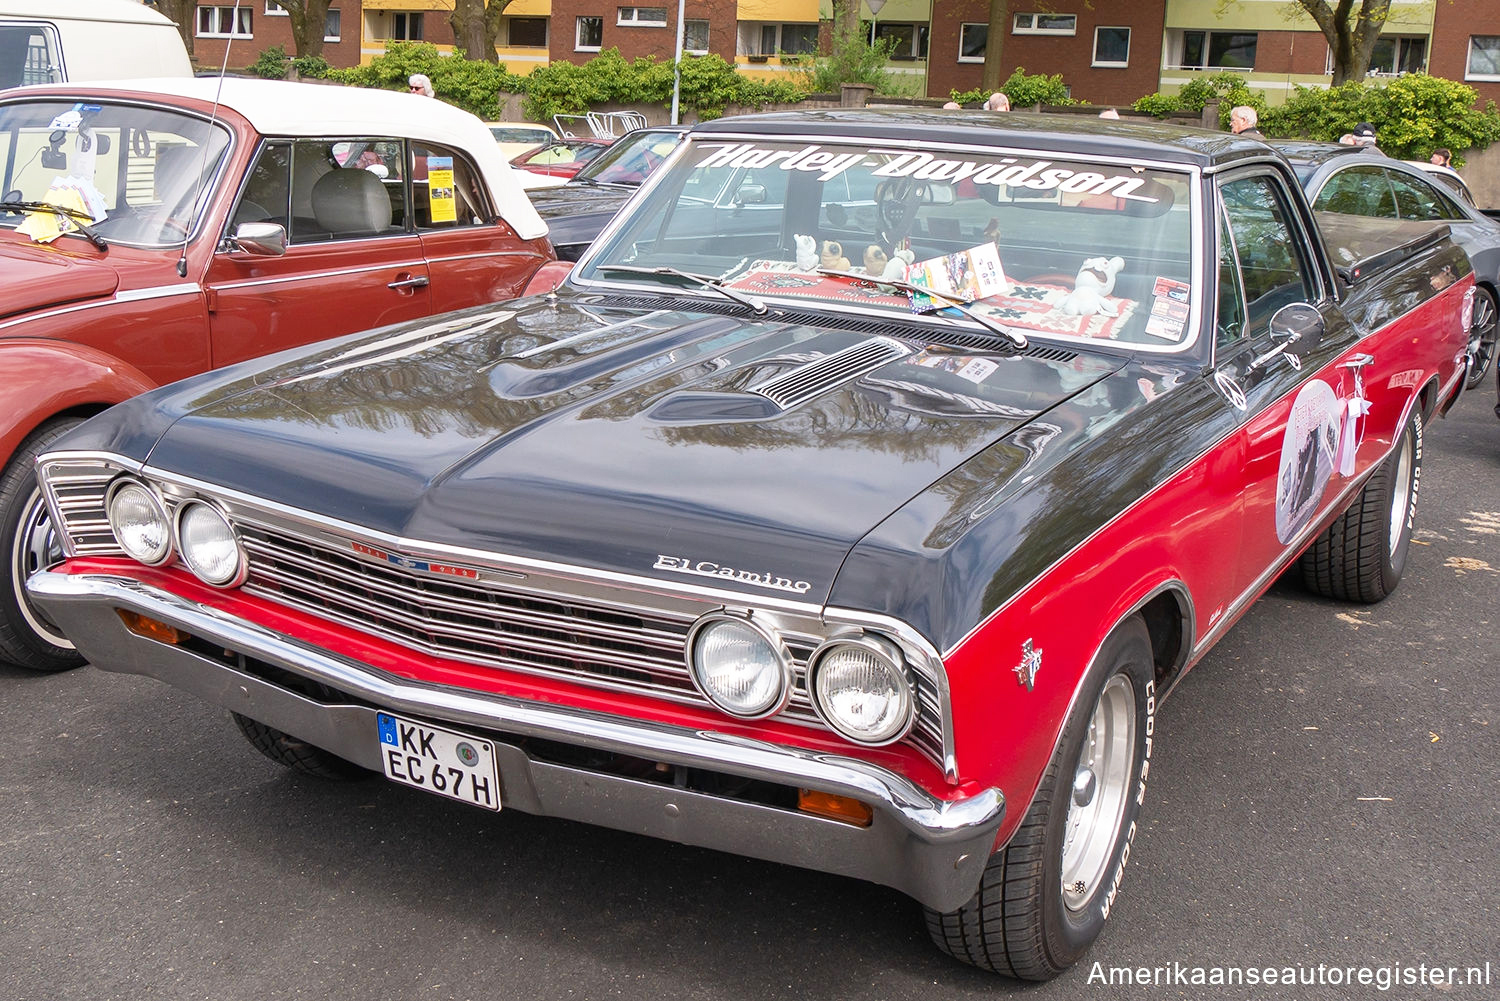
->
40, 455, 947, 769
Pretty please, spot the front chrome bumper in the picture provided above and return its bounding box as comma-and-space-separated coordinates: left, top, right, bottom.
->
29, 571, 1004, 911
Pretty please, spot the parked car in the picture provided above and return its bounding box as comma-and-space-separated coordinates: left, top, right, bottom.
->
1278, 141, 1499, 390
29, 113, 1471, 980
0, 0, 191, 87
509, 137, 611, 180
484, 121, 557, 159
525, 126, 685, 260
0, 77, 558, 672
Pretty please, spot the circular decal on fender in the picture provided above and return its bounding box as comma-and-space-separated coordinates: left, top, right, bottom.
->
1276, 380, 1342, 544
455, 742, 480, 767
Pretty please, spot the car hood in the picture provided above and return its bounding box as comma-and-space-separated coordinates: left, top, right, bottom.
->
526, 182, 635, 219
0, 234, 120, 321
139, 295, 1122, 605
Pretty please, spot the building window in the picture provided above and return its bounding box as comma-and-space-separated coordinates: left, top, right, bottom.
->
1093, 26, 1129, 67
389, 12, 423, 41
959, 23, 986, 63
1012, 13, 1075, 36
265, 2, 285, 14
685, 19, 709, 54
617, 7, 667, 28
874, 23, 928, 60
1181, 31, 1257, 70
508, 17, 547, 47
323, 9, 340, 42
576, 16, 603, 51
197, 6, 252, 38
746, 23, 817, 56
1469, 36, 1500, 80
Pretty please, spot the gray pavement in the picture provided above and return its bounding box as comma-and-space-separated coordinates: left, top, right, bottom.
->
2, 388, 1496, 1001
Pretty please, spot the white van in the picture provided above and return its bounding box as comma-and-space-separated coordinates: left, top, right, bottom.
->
0, 0, 192, 89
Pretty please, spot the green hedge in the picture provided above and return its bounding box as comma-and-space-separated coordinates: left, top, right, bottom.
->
327, 43, 528, 120
522, 49, 802, 122
952, 67, 1077, 108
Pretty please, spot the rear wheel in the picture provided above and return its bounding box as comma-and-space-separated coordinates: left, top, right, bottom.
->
1299, 408, 1421, 603
233, 713, 371, 781
925, 618, 1155, 980
0, 418, 88, 671
1465, 286, 1497, 391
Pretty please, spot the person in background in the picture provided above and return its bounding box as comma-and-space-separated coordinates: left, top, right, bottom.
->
408, 74, 434, 98
942, 101, 962, 110
1351, 122, 1378, 147
1098, 108, 1120, 119
984, 92, 1010, 112
1229, 105, 1263, 137
1338, 134, 1357, 145
1430, 148, 1453, 167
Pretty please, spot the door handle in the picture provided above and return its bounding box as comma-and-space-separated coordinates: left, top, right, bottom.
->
388, 275, 430, 291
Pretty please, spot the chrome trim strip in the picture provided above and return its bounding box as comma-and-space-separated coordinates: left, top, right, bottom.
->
208, 260, 429, 291
27, 570, 1003, 912
111, 283, 202, 303
422, 251, 538, 265
0, 285, 203, 333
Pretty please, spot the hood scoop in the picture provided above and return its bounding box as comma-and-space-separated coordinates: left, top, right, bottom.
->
748, 335, 912, 411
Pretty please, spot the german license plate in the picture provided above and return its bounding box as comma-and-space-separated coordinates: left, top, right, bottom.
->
376, 712, 500, 811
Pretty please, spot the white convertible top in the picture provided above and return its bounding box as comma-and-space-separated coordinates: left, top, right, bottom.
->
0, 0, 174, 25
49, 77, 548, 240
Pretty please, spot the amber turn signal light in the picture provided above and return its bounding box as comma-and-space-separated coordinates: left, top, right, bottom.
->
797, 789, 873, 827
116, 609, 185, 645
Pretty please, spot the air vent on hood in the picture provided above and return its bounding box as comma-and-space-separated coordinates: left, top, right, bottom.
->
748, 336, 912, 410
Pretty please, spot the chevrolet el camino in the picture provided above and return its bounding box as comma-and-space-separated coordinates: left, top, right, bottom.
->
27, 112, 1472, 979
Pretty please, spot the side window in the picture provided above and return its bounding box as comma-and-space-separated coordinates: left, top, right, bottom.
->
272, 139, 406, 244
412, 142, 489, 229
1312, 166, 1396, 219
1220, 175, 1317, 338
1387, 171, 1461, 221
1216, 211, 1247, 351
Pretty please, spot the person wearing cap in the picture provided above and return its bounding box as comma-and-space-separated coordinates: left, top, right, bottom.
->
1229, 106, 1262, 137
1351, 122, 1378, 147
408, 74, 434, 98
984, 92, 1010, 112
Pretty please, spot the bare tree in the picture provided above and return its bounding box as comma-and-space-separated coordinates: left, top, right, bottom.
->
1294, 0, 1392, 84
154, 0, 195, 58
982, 0, 1010, 93
267, 0, 336, 60
447, 0, 514, 64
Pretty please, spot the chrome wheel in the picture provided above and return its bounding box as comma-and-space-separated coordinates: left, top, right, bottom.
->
1060, 673, 1136, 912
1466, 287, 1497, 390
9, 485, 73, 649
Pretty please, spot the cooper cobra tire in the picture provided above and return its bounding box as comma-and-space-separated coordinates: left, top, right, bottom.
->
1464, 285, 1496, 391
925, 617, 1155, 980
1298, 407, 1421, 603
233, 713, 372, 781
0, 417, 88, 671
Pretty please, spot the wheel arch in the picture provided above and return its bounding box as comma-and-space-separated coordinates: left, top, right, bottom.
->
0, 341, 157, 470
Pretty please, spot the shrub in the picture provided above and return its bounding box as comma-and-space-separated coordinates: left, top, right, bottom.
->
951, 68, 1077, 109
328, 43, 527, 119
247, 46, 290, 80
792, 35, 902, 95
1132, 72, 1266, 127
522, 49, 802, 123
290, 55, 331, 79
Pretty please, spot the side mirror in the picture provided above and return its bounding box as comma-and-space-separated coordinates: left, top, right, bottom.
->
734, 183, 766, 206
230, 221, 288, 257
1268, 302, 1326, 358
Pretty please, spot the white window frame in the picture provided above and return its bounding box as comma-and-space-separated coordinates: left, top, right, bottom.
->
684, 19, 709, 54
197, 6, 253, 38
617, 7, 668, 28
323, 8, 340, 42
1012, 12, 1076, 36
1465, 35, 1500, 81
958, 22, 986, 63
1092, 26, 1129, 68
264, 2, 286, 15
576, 15, 603, 52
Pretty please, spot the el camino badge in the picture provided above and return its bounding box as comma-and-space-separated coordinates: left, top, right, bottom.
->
1014, 639, 1043, 692
351, 541, 480, 580
653, 554, 812, 595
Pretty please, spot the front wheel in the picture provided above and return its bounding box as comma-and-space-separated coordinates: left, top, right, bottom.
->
0, 418, 88, 671
1465, 286, 1497, 391
925, 618, 1155, 980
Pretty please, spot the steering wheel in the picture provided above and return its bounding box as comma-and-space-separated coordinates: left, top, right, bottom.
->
875, 177, 931, 246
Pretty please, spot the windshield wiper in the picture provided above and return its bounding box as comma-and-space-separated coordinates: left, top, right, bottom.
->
0, 199, 108, 250
597, 264, 768, 316
817, 269, 1028, 350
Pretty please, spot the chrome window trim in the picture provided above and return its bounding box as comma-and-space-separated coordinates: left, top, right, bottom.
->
206, 259, 429, 291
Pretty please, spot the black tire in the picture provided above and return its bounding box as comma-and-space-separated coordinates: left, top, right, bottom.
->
1465, 285, 1497, 391
925, 618, 1155, 980
0, 417, 88, 671
233, 712, 372, 781
1299, 407, 1422, 603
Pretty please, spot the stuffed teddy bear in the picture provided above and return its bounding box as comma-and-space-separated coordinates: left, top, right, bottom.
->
1059, 256, 1124, 316
820, 239, 850, 271
881, 248, 914, 283
794, 233, 817, 271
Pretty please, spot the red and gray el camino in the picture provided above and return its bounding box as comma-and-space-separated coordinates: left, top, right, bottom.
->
27, 112, 1472, 979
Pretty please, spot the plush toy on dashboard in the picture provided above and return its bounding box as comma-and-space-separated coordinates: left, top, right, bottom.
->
794, 233, 817, 271
863, 245, 888, 275
1059, 255, 1125, 316
820, 240, 850, 271
881, 248, 915, 283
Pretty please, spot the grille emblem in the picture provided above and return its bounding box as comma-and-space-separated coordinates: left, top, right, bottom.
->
351, 541, 480, 580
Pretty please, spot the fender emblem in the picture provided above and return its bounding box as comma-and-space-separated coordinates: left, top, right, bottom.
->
1013, 638, 1042, 692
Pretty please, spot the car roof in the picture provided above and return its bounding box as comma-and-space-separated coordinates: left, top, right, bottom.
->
1, 0, 174, 26
1269, 140, 1385, 166
6, 77, 547, 240
690, 109, 1280, 170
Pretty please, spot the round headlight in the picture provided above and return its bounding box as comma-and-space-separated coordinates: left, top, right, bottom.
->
810, 637, 914, 745
687, 615, 790, 719
106, 479, 172, 566
175, 501, 244, 587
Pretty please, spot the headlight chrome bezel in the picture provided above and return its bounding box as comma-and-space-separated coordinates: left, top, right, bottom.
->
808, 632, 916, 746
685, 611, 794, 720
173, 499, 248, 588
104, 477, 175, 567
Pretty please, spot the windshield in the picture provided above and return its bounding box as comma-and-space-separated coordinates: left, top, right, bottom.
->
0, 98, 231, 246
578, 136, 1200, 350
580, 129, 683, 186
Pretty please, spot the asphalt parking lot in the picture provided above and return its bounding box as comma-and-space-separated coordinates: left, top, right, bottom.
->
2, 387, 1495, 1001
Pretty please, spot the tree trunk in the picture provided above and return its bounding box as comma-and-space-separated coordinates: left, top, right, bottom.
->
831, 0, 861, 53
1295, 0, 1392, 85
268, 0, 332, 60
448, 0, 511, 63
156, 0, 195, 59
982, 0, 1009, 92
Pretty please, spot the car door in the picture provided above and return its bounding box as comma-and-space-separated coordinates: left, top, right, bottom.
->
409, 140, 547, 310
203, 137, 433, 369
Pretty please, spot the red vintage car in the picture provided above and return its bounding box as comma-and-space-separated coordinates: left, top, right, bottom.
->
508, 137, 612, 180
0, 77, 563, 672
